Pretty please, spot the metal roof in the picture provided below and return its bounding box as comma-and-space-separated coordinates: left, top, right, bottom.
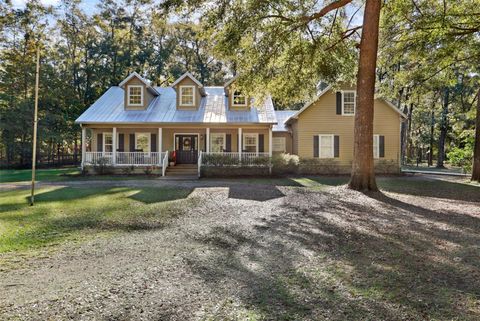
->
75, 87, 277, 125
273, 110, 296, 132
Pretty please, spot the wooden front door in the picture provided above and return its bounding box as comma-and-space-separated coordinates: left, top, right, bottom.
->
175, 135, 198, 164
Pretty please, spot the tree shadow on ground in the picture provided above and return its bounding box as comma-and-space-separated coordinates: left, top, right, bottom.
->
227, 185, 285, 201
0, 186, 193, 253
302, 175, 480, 202
185, 187, 480, 320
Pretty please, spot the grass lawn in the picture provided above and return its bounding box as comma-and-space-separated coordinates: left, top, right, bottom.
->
0, 168, 81, 183
0, 186, 194, 255
0, 168, 169, 183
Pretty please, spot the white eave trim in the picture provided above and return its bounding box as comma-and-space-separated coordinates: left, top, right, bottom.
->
171, 72, 204, 88
381, 98, 408, 119
224, 75, 239, 88
118, 71, 160, 96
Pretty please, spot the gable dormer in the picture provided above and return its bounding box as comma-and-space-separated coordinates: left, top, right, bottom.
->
119, 72, 159, 110
224, 76, 250, 110
171, 72, 206, 110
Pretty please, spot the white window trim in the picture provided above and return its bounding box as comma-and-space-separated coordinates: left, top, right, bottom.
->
341, 90, 356, 116
127, 85, 144, 107
373, 134, 380, 159
103, 132, 113, 154
243, 133, 259, 154
179, 85, 196, 106
210, 133, 227, 152
135, 132, 151, 153
232, 91, 247, 107
272, 136, 286, 152
318, 134, 334, 159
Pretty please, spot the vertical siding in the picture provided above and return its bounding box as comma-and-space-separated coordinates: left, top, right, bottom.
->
295, 89, 401, 166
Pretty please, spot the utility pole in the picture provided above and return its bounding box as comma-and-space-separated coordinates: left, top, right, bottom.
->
30, 45, 41, 206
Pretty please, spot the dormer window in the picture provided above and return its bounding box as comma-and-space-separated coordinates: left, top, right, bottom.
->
342, 91, 356, 115
232, 90, 247, 107
128, 85, 143, 106
180, 86, 195, 106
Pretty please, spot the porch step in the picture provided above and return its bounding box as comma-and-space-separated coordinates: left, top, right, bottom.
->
165, 164, 198, 177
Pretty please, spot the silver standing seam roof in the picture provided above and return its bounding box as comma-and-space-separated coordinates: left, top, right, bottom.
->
273, 110, 296, 132
75, 86, 277, 125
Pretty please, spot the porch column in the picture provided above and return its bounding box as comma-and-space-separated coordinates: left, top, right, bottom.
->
206, 127, 210, 152
238, 127, 242, 161
268, 126, 273, 157
81, 126, 86, 169
112, 127, 117, 165
158, 127, 162, 165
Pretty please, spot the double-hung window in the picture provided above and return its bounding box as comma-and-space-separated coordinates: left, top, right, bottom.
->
319, 134, 334, 158
128, 85, 143, 106
103, 133, 113, 153
232, 90, 247, 107
272, 137, 286, 152
243, 133, 258, 153
180, 86, 195, 106
373, 135, 380, 159
342, 91, 356, 115
210, 133, 226, 152
135, 133, 150, 153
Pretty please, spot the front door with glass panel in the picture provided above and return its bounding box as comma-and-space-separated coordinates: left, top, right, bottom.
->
175, 135, 198, 164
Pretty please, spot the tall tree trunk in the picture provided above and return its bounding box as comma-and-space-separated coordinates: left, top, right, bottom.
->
437, 88, 449, 168
428, 108, 435, 166
472, 88, 480, 181
349, 0, 381, 191
400, 104, 408, 164
406, 102, 414, 161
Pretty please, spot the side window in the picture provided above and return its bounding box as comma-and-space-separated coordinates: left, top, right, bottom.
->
272, 137, 286, 152
135, 133, 150, 152
342, 91, 356, 115
128, 85, 143, 106
210, 133, 226, 152
243, 133, 258, 153
319, 135, 334, 158
180, 86, 195, 106
103, 133, 113, 153
373, 135, 379, 159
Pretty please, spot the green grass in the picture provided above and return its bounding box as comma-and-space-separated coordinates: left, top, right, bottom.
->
0, 186, 193, 255
0, 168, 167, 183
0, 168, 81, 183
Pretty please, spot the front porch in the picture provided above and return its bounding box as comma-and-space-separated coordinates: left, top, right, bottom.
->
81, 125, 274, 176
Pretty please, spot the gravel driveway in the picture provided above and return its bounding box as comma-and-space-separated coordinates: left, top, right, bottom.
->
1, 176, 479, 320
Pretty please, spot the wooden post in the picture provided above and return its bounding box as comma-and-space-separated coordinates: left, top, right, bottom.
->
30, 45, 41, 206
112, 127, 117, 165
238, 127, 242, 162
268, 127, 273, 157
158, 127, 162, 165
206, 127, 210, 152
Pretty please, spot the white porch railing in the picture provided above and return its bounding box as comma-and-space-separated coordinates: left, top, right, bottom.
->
84, 152, 113, 165
200, 152, 271, 167
162, 150, 169, 176
198, 151, 203, 177
84, 152, 166, 166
